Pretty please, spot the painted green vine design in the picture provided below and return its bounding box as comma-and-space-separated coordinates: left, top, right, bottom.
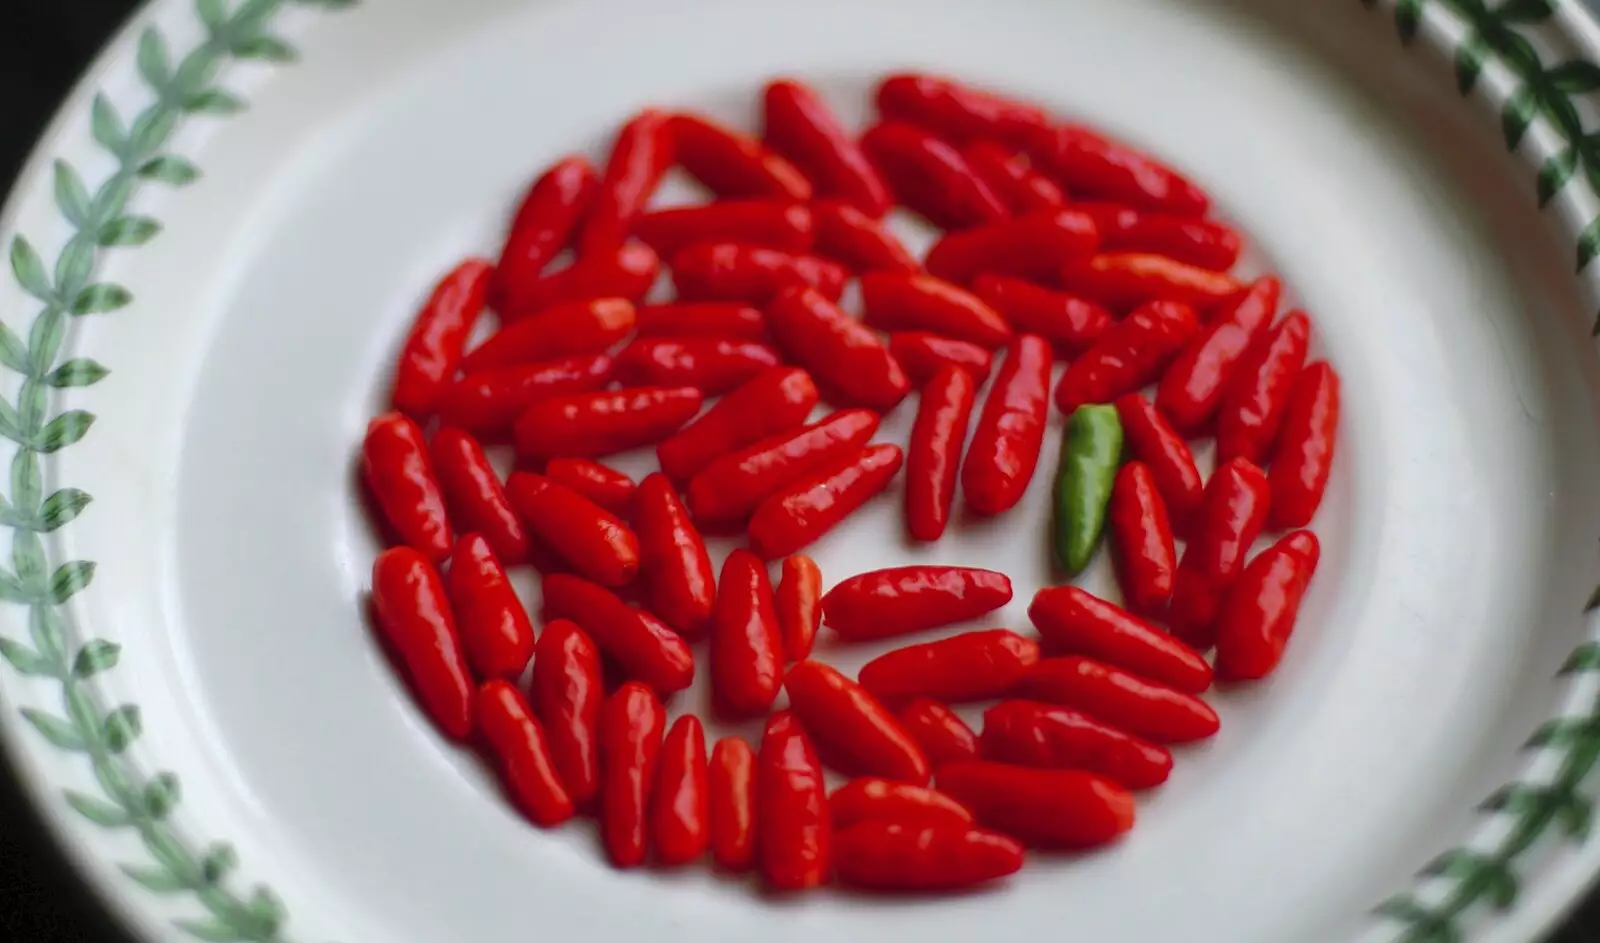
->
0, 1, 353, 940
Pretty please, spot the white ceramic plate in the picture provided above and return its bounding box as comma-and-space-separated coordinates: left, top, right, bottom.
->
8, 0, 1600, 941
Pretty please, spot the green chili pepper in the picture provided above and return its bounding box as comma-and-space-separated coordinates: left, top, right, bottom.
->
1053, 404, 1124, 575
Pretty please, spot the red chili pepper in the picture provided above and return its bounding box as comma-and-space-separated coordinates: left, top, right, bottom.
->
429, 428, 529, 565
434, 354, 615, 441
599, 682, 666, 869
686, 409, 881, 527
1028, 585, 1210, 693
1073, 202, 1242, 271
477, 680, 575, 826
634, 302, 767, 341
1113, 394, 1204, 537
924, 210, 1100, 286
363, 413, 454, 562
657, 367, 818, 483
653, 714, 710, 867
672, 242, 847, 303
531, 618, 603, 805
1268, 362, 1341, 528
833, 821, 1024, 893
710, 548, 785, 718
1023, 124, 1209, 216
767, 285, 910, 411
505, 473, 639, 587
971, 274, 1110, 354
860, 273, 1013, 349
860, 122, 1008, 230
962, 334, 1053, 515
888, 333, 994, 385
1155, 275, 1281, 435
1215, 311, 1311, 465
1019, 657, 1220, 744
822, 565, 1015, 642
633, 201, 815, 258
875, 74, 1051, 148
391, 259, 494, 418
747, 444, 905, 559
829, 778, 974, 830
979, 700, 1171, 790
758, 710, 831, 891
859, 630, 1041, 705
513, 386, 704, 461
1059, 253, 1242, 315
615, 337, 782, 396
898, 699, 980, 767
502, 243, 660, 321
543, 458, 637, 517
370, 547, 473, 739
1054, 301, 1199, 414
785, 661, 930, 784
444, 534, 534, 680
541, 578, 694, 695
1107, 463, 1179, 619
937, 761, 1135, 849
709, 736, 757, 872
462, 298, 636, 374
578, 110, 675, 259
776, 554, 823, 662
811, 201, 920, 273
494, 156, 599, 307
1167, 457, 1272, 648
634, 472, 716, 640
905, 365, 978, 542
1215, 530, 1321, 681
963, 141, 1067, 213
671, 113, 813, 200
764, 79, 894, 216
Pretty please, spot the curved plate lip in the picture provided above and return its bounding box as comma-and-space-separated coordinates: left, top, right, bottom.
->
4, 1, 1600, 942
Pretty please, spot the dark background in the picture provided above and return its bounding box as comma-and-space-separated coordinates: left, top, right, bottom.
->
1, 2, 1600, 941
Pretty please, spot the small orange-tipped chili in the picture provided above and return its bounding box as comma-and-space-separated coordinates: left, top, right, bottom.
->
502, 243, 660, 321
434, 354, 614, 441
889, 332, 994, 385
829, 778, 974, 830
1215, 530, 1321, 681
653, 714, 710, 867
1156, 275, 1281, 434
980, 700, 1172, 790
1054, 300, 1199, 415
767, 284, 910, 411
363, 412, 453, 562
860, 272, 1013, 349
477, 680, 575, 827
833, 821, 1025, 893
429, 428, 527, 565
657, 366, 819, 484
634, 472, 716, 640
531, 618, 603, 805
445, 534, 534, 680
811, 200, 920, 273
686, 409, 881, 528
906, 365, 978, 542
1107, 463, 1179, 619
615, 337, 782, 396
898, 698, 980, 768
494, 156, 599, 307
1168, 457, 1272, 648
370, 547, 473, 740
1268, 361, 1341, 529
505, 473, 639, 587
544, 458, 637, 517
1059, 252, 1241, 315
747, 443, 904, 560
937, 761, 1137, 849
784, 660, 930, 785
971, 273, 1110, 355
711, 549, 786, 719
923, 209, 1099, 286
764, 78, 893, 217
513, 386, 704, 462
963, 140, 1067, 213
1019, 657, 1220, 744
1023, 124, 1209, 217
634, 302, 766, 341
671, 112, 813, 201
599, 682, 666, 868
392, 259, 494, 418
776, 554, 823, 662
1216, 310, 1312, 465
757, 710, 831, 891
541, 574, 695, 695
860, 121, 1008, 230
1114, 394, 1205, 538
672, 242, 846, 304
962, 334, 1053, 516
1028, 585, 1211, 693
709, 736, 758, 872
578, 110, 675, 259
823, 565, 1014, 642
859, 630, 1040, 705
632, 200, 814, 257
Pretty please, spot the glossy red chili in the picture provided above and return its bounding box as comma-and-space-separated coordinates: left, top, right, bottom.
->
962, 334, 1053, 515
1268, 361, 1341, 528
633, 472, 716, 640
513, 386, 704, 461
477, 680, 575, 827
578, 110, 675, 259
822, 565, 1016, 643
1155, 275, 1281, 434
829, 778, 974, 830
963, 140, 1067, 213
811, 201, 920, 273
444, 534, 534, 680
758, 710, 831, 891
1023, 124, 1209, 216
834, 821, 1024, 893
906, 365, 978, 542
461, 297, 636, 374
369, 547, 473, 740
671, 242, 847, 303
776, 554, 823, 662
1054, 301, 1199, 414
860, 630, 1041, 705
767, 284, 910, 411
363, 413, 454, 562
532, 618, 603, 805
899, 699, 981, 768
1074, 202, 1242, 271
541, 574, 696, 695
633, 201, 813, 257
1215, 530, 1321, 681
764, 78, 893, 216
709, 736, 757, 872
391, 259, 494, 418
924, 210, 1099, 286
1107, 463, 1179, 619
1216, 310, 1312, 465
671, 112, 813, 200
502, 243, 660, 321
747, 444, 905, 560
860, 273, 1013, 348
686, 409, 881, 527
1167, 457, 1272, 648
711, 549, 786, 719
971, 274, 1110, 355
494, 156, 599, 307
980, 700, 1172, 790
860, 121, 1008, 229
889, 333, 994, 385
600, 682, 666, 868
938, 761, 1135, 849
615, 337, 782, 396
1017, 657, 1219, 744
875, 74, 1050, 148
634, 302, 766, 341
434, 354, 614, 441
1059, 253, 1242, 315
785, 661, 930, 784
505, 473, 639, 587
653, 714, 710, 867
429, 428, 528, 565
543, 458, 636, 517
1114, 394, 1204, 537
1028, 585, 1211, 693
657, 367, 818, 483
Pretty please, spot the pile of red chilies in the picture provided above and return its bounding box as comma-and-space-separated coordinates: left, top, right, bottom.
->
361, 73, 1340, 894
